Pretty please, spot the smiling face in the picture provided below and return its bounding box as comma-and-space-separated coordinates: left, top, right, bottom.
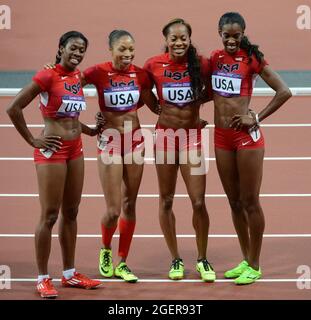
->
219, 22, 244, 54
165, 23, 191, 61
59, 37, 87, 70
110, 35, 135, 70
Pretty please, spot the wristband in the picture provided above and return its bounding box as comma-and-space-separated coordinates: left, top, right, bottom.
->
255, 113, 260, 124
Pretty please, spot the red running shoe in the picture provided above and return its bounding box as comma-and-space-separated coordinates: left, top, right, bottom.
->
62, 272, 102, 289
37, 278, 58, 298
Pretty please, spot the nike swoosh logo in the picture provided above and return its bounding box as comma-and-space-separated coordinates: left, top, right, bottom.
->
242, 141, 252, 146
61, 76, 68, 80
193, 142, 201, 146
108, 72, 115, 76
163, 64, 170, 67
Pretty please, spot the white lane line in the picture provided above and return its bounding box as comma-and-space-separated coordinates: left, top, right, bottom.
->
1, 157, 311, 161
0, 193, 311, 198
2, 278, 310, 283
1, 124, 311, 128
1, 234, 311, 238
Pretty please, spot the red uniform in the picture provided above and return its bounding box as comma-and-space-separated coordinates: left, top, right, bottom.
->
97, 127, 144, 156
210, 49, 266, 150
33, 64, 86, 118
144, 53, 209, 108
83, 62, 152, 112
210, 49, 268, 97
154, 123, 202, 152
32, 64, 85, 163
144, 53, 209, 152
83, 62, 151, 155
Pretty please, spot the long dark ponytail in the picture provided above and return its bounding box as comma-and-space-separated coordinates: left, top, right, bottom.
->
218, 12, 264, 64
162, 18, 203, 100
55, 31, 89, 64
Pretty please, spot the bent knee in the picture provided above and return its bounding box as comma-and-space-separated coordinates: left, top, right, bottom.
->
106, 207, 121, 221
41, 208, 59, 228
123, 197, 137, 214
228, 199, 243, 213
241, 196, 261, 213
191, 198, 206, 212
62, 206, 79, 222
160, 194, 174, 212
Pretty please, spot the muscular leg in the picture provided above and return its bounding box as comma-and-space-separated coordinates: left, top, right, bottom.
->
35, 163, 67, 275
237, 148, 265, 270
97, 154, 123, 247
179, 149, 209, 260
119, 150, 144, 262
215, 148, 250, 261
156, 150, 180, 260
59, 156, 84, 271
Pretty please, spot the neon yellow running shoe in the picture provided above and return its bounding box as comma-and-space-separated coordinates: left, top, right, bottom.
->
224, 260, 249, 279
196, 259, 216, 282
234, 266, 262, 285
99, 248, 114, 278
169, 259, 184, 280
114, 262, 138, 283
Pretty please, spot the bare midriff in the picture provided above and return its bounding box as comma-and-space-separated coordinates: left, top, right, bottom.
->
101, 110, 140, 133
213, 93, 251, 128
158, 101, 201, 129
43, 117, 81, 140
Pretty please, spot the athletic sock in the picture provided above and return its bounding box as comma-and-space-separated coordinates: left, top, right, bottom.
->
118, 217, 136, 259
101, 223, 117, 248
37, 274, 50, 283
62, 268, 76, 279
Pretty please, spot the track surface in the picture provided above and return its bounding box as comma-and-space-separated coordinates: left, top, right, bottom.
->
1, 0, 311, 300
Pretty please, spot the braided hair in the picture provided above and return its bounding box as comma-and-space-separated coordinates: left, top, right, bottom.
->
218, 12, 264, 64
108, 30, 134, 48
55, 31, 88, 64
162, 18, 203, 100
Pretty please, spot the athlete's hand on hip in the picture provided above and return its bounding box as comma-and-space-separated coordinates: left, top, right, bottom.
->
230, 114, 256, 130
31, 135, 62, 151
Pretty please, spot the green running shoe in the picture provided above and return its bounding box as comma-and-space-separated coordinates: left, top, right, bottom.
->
234, 266, 262, 285
169, 259, 184, 280
114, 262, 138, 283
99, 248, 114, 278
196, 259, 216, 282
224, 260, 249, 279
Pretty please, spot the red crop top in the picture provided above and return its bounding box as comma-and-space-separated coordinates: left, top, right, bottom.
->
32, 64, 86, 118
143, 53, 210, 107
209, 49, 268, 97
83, 62, 152, 112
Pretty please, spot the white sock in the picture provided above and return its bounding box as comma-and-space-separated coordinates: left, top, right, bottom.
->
37, 274, 49, 283
63, 268, 76, 279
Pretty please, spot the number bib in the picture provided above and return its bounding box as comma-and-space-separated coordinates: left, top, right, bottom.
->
104, 86, 140, 111
39, 148, 54, 158
162, 82, 194, 107
57, 95, 86, 117
212, 73, 242, 97
248, 127, 261, 142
